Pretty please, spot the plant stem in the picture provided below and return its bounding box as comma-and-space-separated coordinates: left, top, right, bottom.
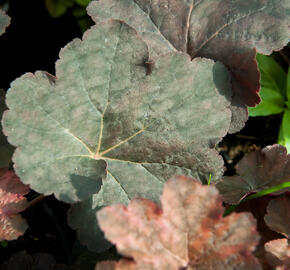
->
25, 194, 45, 209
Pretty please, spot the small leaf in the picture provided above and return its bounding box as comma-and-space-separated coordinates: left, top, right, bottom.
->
287, 66, 290, 102
216, 144, 290, 204
3, 21, 231, 203
248, 87, 285, 116
264, 196, 290, 239
257, 53, 287, 99
0, 169, 29, 241
278, 109, 290, 153
97, 176, 261, 270
0, 9, 10, 36
265, 239, 290, 270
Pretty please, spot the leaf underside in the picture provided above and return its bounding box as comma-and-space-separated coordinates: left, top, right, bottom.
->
96, 176, 262, 270
0, 169, 29, 241
216, 144, 290, 204
88, 0, 290, 133
3, 20, 231, 203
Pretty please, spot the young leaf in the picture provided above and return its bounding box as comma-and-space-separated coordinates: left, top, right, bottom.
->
97, 176, 262, 270
264, 196, 290, 239
0, 9, 10, 36
0, 90, 14, 168
87, 0, 290, 133
287, 66, 290, 102
216, 144, 290, 204
0, 169, 29, 241
258, 54, 287, 99
3, 20, 231, 203
278, 109, 290, 153
264, 239, 290, 270
248, 87, 285, 116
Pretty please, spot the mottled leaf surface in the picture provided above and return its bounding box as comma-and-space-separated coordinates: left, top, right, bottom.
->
97, 176, 261, 270
264, 196, 290, 238
88, 0, 290, 132
0, 90, 14, 168
265, 239, 290, 270
3, 21, 231, 203
216, 145, 290, 204
0, 169, 29, 241
0, 9, 10, 36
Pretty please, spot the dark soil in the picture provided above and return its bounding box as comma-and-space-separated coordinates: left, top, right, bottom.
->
0, 0, 289, 268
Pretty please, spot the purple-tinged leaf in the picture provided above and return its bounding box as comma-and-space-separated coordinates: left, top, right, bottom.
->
97, 176, 262, 270
265, 239, 290, 270
217, 145, 290, 204
264, 196, 290, 239
3, 20, 231, 203
88, 0, 290, 132
0, 169, 29, 241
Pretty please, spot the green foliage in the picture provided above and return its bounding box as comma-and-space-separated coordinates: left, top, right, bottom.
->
45, 0, 92, 32
249, 53, 290, 152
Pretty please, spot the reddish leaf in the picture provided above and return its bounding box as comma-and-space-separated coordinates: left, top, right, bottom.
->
0, 169, 29, 241
97, 176, 261, 270
265, 239, 290, 270
216, 145, 290, 204
264, 196, 290, 239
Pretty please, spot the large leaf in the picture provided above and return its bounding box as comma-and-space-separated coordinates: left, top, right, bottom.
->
264, 239, 290, 270
0, 169, 29, 241
0, 9, 10, 36
264, 196, 290, 239
216, 144, 290, 204
87, 0, 290, 132
3, 20, 231, 203
0, 90, 14, 168
96, 176, 261, 270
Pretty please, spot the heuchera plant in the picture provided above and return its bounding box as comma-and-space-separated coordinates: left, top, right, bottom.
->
0, 1, 290, 269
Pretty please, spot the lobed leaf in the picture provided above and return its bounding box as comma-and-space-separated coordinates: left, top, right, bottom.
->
0, 169, 29, 241
0, 9, 10, 36
216, 144, 290, 204
97, 176, 261, 270
264, 239, 290, 270
88, 0, 290, 132
3, 20, 231, 203
264, 196, 290, 239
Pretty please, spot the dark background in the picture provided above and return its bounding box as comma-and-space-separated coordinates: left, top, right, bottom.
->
0, 0, 82, 90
